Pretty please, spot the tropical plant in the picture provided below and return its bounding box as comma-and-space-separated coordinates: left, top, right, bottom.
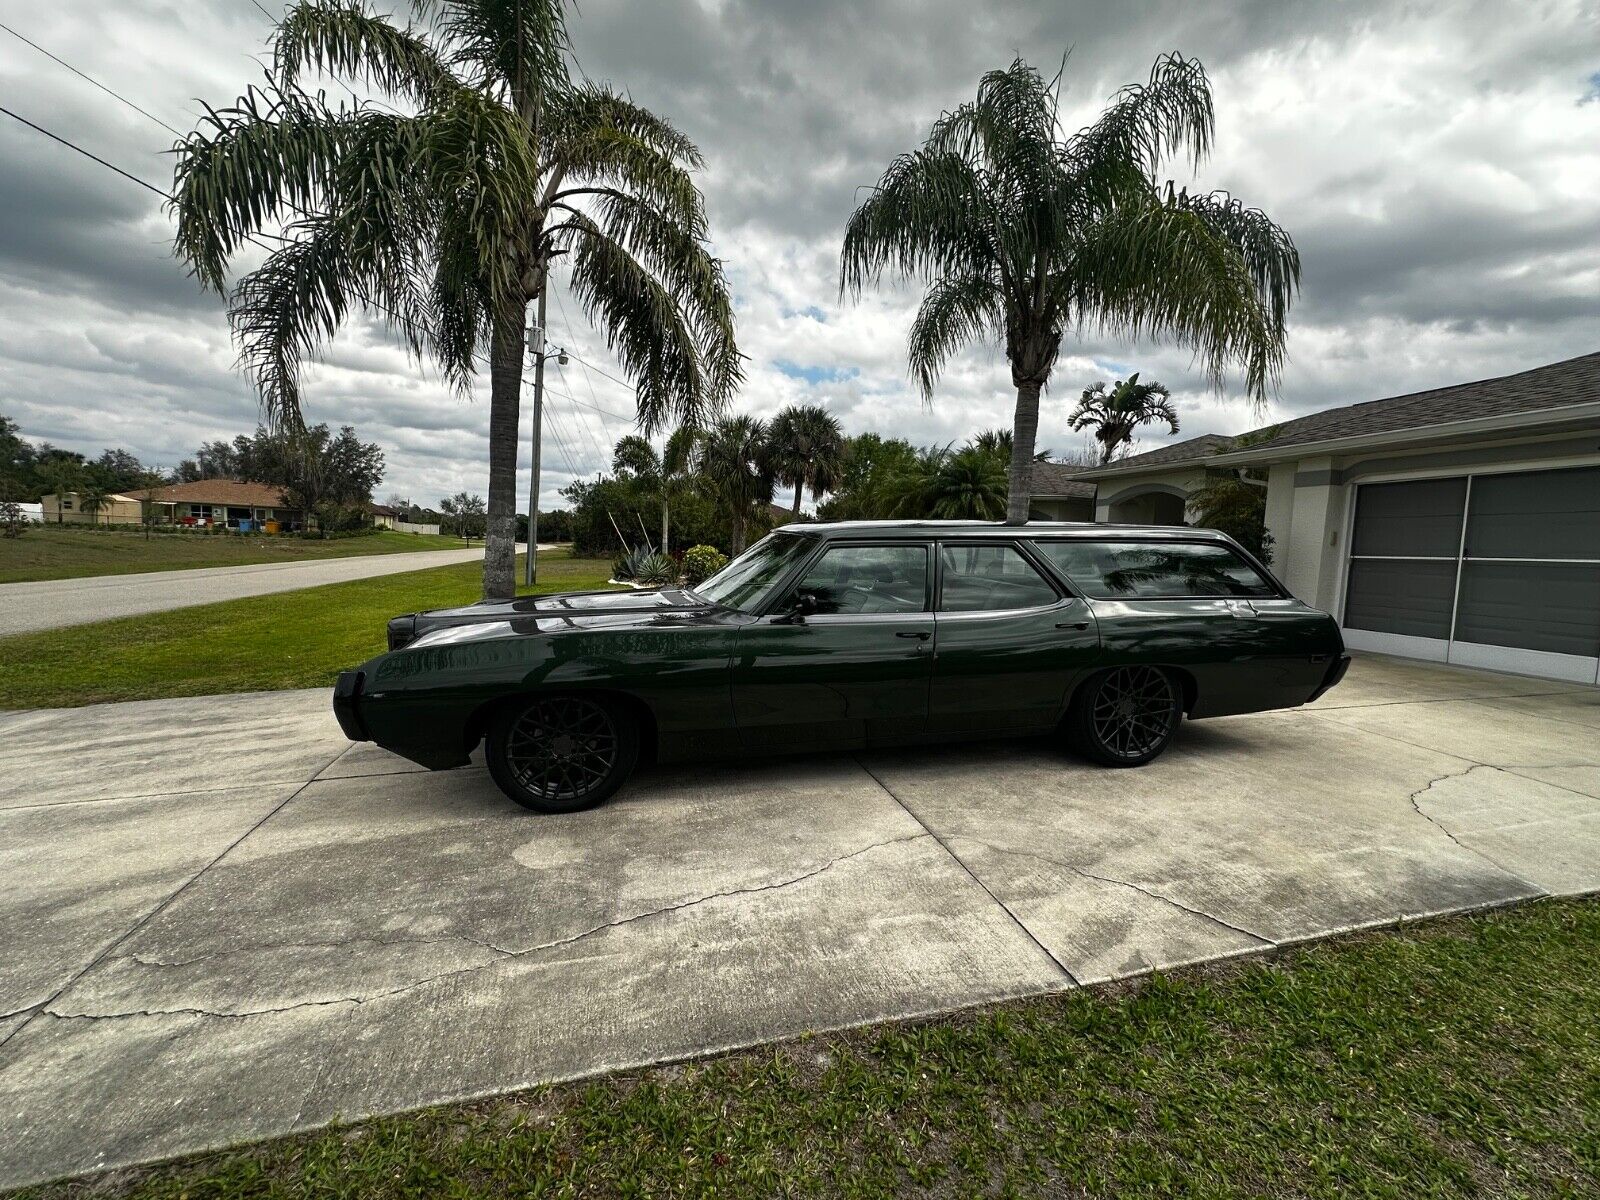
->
816, 433, 920, 521
1188, 468, 1273, 562
1069, 373, 1180, 463
612, 427, 700, 554
969, 428, 1050, 462
611, 546, 677, 586
681, 544, 728, 584
171, 0, 739, 600
877, 444, 1009, 520
697, 415, 773, 555
766, 404, 845, 516
842, 54, 1299, 523
77, 485, 111, 527
439, 492, 487, 541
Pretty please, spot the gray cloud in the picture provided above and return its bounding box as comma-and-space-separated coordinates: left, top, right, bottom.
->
1, 0, 1596, 508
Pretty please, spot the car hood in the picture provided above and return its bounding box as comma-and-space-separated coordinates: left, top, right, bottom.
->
392, 587, 715, 648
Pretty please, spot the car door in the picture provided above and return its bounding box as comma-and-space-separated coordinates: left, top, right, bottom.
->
732, 541, 935, 751
929, 541, 1102, 735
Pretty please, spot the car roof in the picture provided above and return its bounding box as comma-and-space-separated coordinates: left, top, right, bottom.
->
772, 520, 1234, 543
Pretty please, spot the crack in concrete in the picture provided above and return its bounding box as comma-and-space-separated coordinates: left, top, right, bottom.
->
854, 758, 1082, 988
1407, 766, 1547, 893
120, 930, 514, 971
43, 833, 930, 1025
957, 837, 1276, 947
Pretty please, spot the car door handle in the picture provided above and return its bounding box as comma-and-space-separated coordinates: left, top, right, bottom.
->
1056, 621, 1090, 630
895, 630, 932, 640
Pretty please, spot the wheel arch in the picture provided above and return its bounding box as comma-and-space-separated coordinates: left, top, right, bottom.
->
463, 687, 661, 765
1064, 663, 1198, 719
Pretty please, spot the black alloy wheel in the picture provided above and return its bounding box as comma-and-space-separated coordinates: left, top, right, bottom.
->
486, 694, 639, 813
1066, 665, 1182, 767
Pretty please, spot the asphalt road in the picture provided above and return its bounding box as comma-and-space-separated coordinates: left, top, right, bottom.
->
0, 546, 529, 636
1, 654, 1596, 1188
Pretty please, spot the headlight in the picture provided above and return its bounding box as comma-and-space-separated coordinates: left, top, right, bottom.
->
387, 613, 418, 651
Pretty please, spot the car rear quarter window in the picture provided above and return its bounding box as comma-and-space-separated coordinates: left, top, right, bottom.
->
939, 543, 1058, 611
1035, 540, 1276, 599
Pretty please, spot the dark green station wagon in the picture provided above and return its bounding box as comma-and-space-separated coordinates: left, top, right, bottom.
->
333, 521, 1349, 813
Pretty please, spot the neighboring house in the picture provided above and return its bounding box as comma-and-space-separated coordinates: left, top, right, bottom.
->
1068, 351, 1600, 684
39, 492, 142, 525
16, 501, 42, 523
1026, 462, 1098, 521
144, 480, 303, 531
370, 503, 400, 530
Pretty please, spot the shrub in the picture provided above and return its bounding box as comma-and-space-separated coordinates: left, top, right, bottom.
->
682, 544, 729, 584
613, 547, 679, 586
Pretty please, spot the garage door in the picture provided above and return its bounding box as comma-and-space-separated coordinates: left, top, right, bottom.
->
1341, 465, 1600, 683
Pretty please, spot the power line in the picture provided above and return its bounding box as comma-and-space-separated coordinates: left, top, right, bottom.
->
0, 20, 185, 138
0, 104, 172, 200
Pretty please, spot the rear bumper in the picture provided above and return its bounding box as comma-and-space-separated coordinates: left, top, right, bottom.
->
332, 670, 370, 741
1307, 654, 1351, 704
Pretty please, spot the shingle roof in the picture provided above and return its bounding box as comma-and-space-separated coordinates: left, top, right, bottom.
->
1236, 350, 1600, 454
1028, 461, 1098, 498
1079, 433, 1237, 478
147, 479, 292, 507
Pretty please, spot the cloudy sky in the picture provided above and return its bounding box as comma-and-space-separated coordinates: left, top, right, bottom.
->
2, 0, 1597, 510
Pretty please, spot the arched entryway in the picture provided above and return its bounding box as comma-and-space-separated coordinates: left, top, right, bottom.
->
1104, 485, 1188, 526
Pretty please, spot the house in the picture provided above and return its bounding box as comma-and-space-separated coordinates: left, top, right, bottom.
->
1065, 351, 1600, 684
370, 503, 400, 530
144, 480, 303, 531
1025, 462, 1099, 521
38, 492, 143, 525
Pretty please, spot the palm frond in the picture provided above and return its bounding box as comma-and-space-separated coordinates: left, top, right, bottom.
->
906, 272, 1003, 400
840, 149, 997, 295
420, 0, 569, 96
275, 0, 459, 107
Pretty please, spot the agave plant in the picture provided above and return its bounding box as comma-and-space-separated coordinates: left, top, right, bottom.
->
611, 546, 678, 587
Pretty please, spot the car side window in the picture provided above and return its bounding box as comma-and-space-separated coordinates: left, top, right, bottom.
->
939, 544, 1058, 612
1035, 540, 1276, 599
792, 544, 929, 614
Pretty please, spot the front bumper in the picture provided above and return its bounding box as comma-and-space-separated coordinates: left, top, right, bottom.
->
332, 669, 370, 741
1307, 654, 1351, 704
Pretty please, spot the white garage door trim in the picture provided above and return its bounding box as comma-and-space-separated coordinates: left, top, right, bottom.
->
1340, 465, 1600, 685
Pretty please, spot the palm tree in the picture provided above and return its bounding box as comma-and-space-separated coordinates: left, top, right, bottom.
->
612, 426, 698, 554
172, 0, 739, 599
698, 415, 772, 555
969, 428, 1050, 463
878, 444, 1008, 520
78, 485, 110, 527
767, 404, 845, 516
842, 55, 1298, 523
1070, 373, 1180, 463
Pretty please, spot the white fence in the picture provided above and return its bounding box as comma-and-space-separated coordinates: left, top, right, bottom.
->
392, 520, 443, 536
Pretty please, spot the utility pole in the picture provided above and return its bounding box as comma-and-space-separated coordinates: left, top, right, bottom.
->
524, 280, 565, 587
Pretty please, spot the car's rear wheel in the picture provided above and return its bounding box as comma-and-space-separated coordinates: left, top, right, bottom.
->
1065, 665, 1182, 767
486, 694, 639, 813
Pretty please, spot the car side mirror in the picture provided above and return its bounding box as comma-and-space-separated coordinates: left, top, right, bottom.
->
780, 590, 820, 622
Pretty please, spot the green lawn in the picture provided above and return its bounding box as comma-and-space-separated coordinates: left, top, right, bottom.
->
0, 549, 615, 709
11, 897, 1597, 1198
0, 526, 472, 584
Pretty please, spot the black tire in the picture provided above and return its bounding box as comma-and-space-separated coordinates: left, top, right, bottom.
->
1064, 666, 1182, 767
485, 693, 640, 813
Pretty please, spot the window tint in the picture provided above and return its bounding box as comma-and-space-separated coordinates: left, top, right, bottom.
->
794, 544, 929, 614
694, 534, 814, 612
1036, 540, 1275, 599
939, 544, 1058, 612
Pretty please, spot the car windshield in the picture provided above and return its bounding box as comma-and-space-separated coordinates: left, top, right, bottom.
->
692, 534, 814, 612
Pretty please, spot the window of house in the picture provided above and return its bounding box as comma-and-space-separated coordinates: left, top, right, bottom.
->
1035, 540, 1276, 599
939, 544, 1058, 612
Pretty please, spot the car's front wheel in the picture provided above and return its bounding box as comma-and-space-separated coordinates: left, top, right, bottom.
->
486, 693, 639, 813
1065, 665, 1182, 767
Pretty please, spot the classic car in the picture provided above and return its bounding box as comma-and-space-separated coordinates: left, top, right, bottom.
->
333, 521, 1349, 813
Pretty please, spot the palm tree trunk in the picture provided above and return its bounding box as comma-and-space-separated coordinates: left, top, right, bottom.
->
661, 496, 669, 557
1005, 379, 1044, 524
483, 302, 526, 600
731, 511, 746, 556
791, 481, 803, 517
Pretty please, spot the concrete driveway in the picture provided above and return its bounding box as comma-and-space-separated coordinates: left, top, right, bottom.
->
1, 654, 1597, 1189
0, 545, 508, 636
